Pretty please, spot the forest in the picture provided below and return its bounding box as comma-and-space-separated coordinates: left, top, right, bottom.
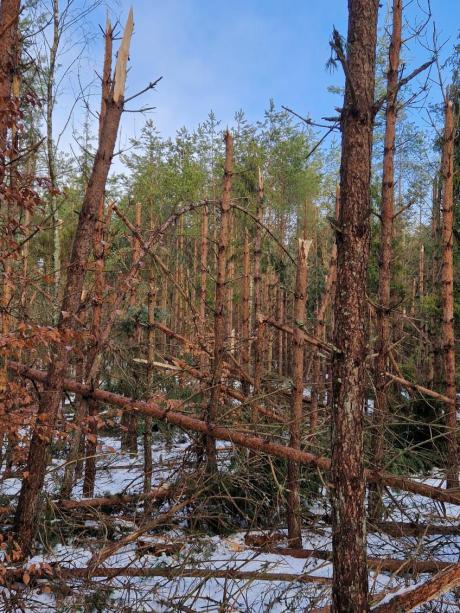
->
1, 0, 460, 611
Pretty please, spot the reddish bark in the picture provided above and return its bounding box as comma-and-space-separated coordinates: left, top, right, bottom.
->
206, 131, 233, 471
441, 99, 459, 490
309, 185, 340, 436
252, 169, 264, 410
330, 1, 379, 610
14, 11, 134, 552
287, 238, 312, 548
373, 561, 460, 612
0, 0, 20, 181
241, 230, 251, 395
369, 0, 402, 519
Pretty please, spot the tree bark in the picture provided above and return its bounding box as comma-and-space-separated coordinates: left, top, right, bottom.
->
252, 169, 264, 416
14, 11, 134, 553
0, 0, 20, 393
121, 200, 142, 454
287, 238, 312, 548
330, 1, 379, 610
441, 98, 459, 490
205, 131, 233, 472
241, 230, 251, 395
144, 280, 156, 497
60, 20, 114, 499
373, 560, 460, 612
309, 185, 340, 436
0, 0, 20, 182
368, 0, 402, 519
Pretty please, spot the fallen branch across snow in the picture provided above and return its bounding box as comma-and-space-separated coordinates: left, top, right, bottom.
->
253, 546, 452, 575
55, 483, 172, 511
372, 560, 460, 611
5, 565, 333, 585
9, 361, 460, 507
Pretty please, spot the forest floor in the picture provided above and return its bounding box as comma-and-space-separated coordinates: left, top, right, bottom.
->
1, 433, 459, 612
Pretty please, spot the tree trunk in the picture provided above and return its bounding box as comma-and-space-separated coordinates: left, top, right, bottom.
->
441, 98, 459, 490
241, 230, 251, 395
0, 0, 20, 393
330, 1, 379, 610
60, 20, 114, 499
82, 194, 107, 498
121, 200, 142, 454
368, 0, 402, 520
144, 281, 156, 496
287, 238, 312, 548
205, 131, 233, 472
14, 11, 134, 552
309, 185, 340, 437
252, 169, 264, 415
373, 560, 460, 612
0, 0, 20, 183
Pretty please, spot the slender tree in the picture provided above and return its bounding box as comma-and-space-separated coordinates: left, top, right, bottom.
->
241, 230, 251, 395
369, 0, 402, 519
287, 237, 312, 548
252, 169, 264, 416
205, 130, 233, 472
14, 11, 134, 551
0, 0, 21, 393
0, 0, 20, 179
441, 98, 459, 490
330, 0, 379, 610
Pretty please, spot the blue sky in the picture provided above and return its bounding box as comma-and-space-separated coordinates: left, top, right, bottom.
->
58, 1, 460, 149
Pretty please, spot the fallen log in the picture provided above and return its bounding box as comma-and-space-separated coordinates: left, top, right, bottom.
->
372, 560, 460, 611
9, 361, 460, 506
56, 483, 171, 511
385, 372, 454, 406
7, 565, 333, 585
255, 547, 452, 575
373, 521, 460, 538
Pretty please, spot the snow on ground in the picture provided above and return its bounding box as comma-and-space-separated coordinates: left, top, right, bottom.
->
1, 435, 460, 611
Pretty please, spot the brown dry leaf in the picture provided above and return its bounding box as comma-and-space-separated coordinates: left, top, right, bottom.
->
225, 539, 245, 553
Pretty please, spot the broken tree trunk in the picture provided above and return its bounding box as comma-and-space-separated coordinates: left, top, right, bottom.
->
368, 0, 402, 519
205, 131, 233, 472
287, 238, 312, 548
252, 169, 264, 416
440, 98, 459, 490
14, 10, 134, 554
254, 546, 452, 575
309, 185, 340, 436
372, 560, 460, 612
330, 0, 379, 610
61, 21, 114, 500
241, 230, 251, 395
144, 278, 156, 496
82, 196, 107, 498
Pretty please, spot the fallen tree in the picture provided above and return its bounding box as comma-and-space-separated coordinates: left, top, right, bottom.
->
55, 483, 172, 511
5, 565, 333, 585
372, 560, 460, 611
9, 361, 460, 506
253, 546, 452, 575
